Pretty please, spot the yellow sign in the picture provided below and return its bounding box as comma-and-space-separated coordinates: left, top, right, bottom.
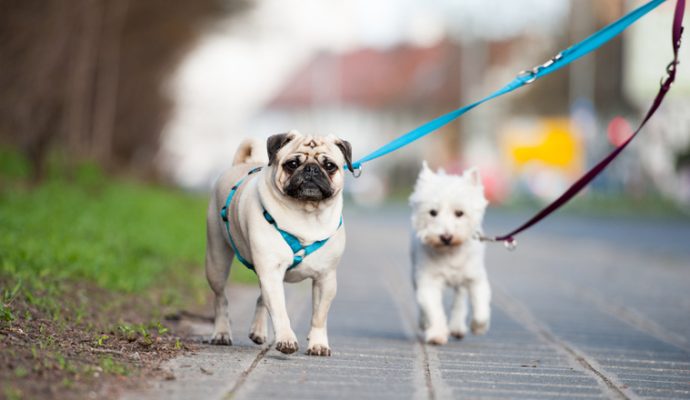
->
502, 118, 583, 175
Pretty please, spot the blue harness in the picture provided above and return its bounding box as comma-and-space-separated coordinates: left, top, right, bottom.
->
220, 167, 342, 271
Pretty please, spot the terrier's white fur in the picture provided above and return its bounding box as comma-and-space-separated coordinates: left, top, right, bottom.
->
410, 162, 491, 345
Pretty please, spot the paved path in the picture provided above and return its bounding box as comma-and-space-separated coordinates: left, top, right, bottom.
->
123, 207, 690, 400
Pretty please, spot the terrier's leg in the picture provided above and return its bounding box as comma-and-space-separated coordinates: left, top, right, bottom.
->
416, 277, 449, 345
449, 286, 469, 339
469, 278, 491, 335
418, 306, 429, 330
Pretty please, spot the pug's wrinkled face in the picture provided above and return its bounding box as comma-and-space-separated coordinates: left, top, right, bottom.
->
267, 130, 353, 202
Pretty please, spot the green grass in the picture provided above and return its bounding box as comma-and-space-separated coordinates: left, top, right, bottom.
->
0, 147, 256, 311
1, 174, 208, 294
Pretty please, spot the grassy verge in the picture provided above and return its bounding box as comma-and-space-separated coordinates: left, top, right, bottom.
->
0, 148, 255, 399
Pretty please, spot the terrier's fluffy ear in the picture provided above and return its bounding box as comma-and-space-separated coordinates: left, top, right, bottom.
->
419, 161, 435, 180
463, 167, 482, 186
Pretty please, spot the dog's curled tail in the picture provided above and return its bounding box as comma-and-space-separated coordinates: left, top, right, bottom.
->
232, 138, 268, 166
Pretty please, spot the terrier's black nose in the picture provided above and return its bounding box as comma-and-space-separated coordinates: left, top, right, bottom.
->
440, 234, 453, 245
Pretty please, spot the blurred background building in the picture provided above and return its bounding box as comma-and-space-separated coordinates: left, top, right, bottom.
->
2, 0, 689, 208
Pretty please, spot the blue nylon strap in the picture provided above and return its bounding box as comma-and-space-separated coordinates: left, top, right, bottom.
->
221, 170, 261, 270
350, 0, 666, 169
263, 211, 343, 268
221, 166, 343, 271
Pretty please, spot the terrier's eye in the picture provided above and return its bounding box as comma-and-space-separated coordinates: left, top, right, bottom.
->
455, 210, 464, 218
429, 209, 438, 217
283, 159, 300, 172
324, 161, 338, 173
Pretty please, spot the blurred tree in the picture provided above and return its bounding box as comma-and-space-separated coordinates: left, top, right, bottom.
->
0, 0, 248, 181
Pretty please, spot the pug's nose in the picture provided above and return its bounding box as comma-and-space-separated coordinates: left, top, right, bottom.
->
303, 163, 320, 180
440, 234, 453, 245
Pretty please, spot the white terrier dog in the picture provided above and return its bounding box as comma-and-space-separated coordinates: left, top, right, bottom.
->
410, 162, 491, 345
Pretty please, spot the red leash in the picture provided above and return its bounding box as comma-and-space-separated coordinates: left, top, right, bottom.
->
487, 0, 686, 249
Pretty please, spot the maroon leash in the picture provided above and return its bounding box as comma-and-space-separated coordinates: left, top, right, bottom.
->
485, 0, 686, 250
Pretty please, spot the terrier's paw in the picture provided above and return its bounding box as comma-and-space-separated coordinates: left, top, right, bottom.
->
450, 330, 466, 340
249, 332, 266, 345
424, 327, 449, 345
275, 340, 299, 354
426, 335, 448, 345
210, 331, 233, 346
306, 344, 331, 356
471, 319, 489, 335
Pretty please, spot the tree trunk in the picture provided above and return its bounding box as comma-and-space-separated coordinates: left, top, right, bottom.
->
91, 0, 129, 165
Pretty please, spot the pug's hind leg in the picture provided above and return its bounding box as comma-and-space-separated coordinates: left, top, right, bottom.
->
205, 223, 234, 345
205, 194, 238, 345
249, 295, 269, 345
307, 271, 337, 356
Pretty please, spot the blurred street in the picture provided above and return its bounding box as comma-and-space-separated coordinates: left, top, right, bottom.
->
124, 207, 690, 400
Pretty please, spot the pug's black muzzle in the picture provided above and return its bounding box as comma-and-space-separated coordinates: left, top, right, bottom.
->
285, 163, 334, 201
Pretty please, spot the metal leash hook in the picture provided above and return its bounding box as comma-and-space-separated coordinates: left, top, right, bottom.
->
503, 237, 518, 251
472, 232, 518, 251
517, 52, 564, 85
350, 164, 363, 178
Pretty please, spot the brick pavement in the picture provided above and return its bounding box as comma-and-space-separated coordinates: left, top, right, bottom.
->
123, 208, 690, 400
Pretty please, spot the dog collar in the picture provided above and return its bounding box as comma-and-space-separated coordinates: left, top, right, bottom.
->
220, 166, 343, 272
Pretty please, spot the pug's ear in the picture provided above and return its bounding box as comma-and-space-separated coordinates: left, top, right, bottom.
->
335, 139, 353, 172
267, 133, 293, 166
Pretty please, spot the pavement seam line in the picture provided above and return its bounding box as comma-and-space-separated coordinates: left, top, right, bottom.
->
380, 260, 446, 400
517, 249, 690, 353
223, 344, 272, 400
419, 342, 437, 400
493, 286, 639, 400
223, 282, 312, 399
545, 275, 690, 353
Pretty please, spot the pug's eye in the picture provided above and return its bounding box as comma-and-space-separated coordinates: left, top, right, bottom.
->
455, 210, 464, 218
324, 160, 338, 173
429, 209, 438, 217
283, 159, 300, 172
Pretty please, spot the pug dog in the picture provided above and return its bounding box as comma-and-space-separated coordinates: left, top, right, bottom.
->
205, 129, 353, 356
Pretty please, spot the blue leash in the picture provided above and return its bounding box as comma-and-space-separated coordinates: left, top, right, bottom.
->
350, 0, 666, 170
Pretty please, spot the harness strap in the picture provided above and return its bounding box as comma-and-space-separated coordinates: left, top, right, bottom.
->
220, 166, 342, 271
263, 211, 343, 268
220, 167, 262, 270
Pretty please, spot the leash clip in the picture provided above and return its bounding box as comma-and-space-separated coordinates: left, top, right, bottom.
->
518, 52, 563, 85
517, 69, 537, 84
350, 164, 363, 178
473, 232, 518, 251
503, 237, 518, 251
